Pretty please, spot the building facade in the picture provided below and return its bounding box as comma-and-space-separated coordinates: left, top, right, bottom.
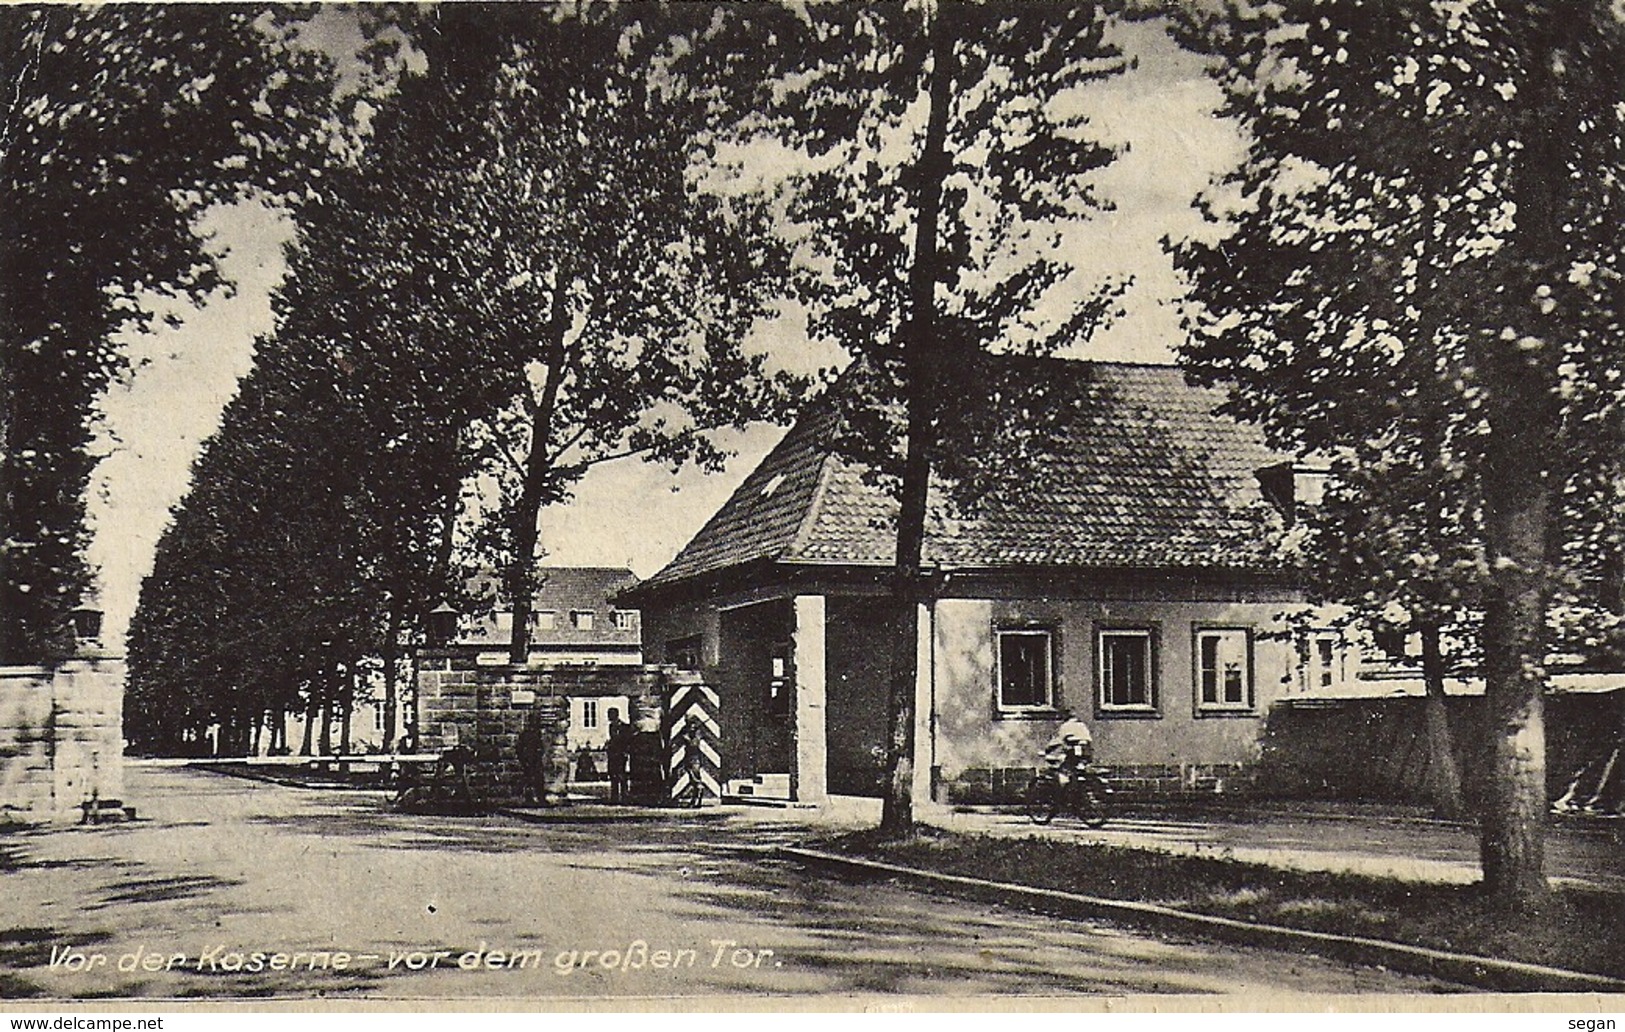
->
623, 359, 1307, 804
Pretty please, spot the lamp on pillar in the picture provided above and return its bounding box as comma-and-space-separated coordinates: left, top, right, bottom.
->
426, 602, 459, 648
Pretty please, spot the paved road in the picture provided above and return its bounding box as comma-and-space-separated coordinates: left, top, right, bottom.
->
0, 767, 1455, 1000
923, 808, 1625, 892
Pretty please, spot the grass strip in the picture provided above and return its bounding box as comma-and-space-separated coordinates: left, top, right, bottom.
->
819, 825, 1625, 981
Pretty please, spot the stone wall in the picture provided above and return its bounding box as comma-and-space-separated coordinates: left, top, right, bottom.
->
415, 654, 667, 803
1255, 689, 1623, 808
939, 761, 1255, 805
0, 656, 125, 823
940, 688, 1624, 808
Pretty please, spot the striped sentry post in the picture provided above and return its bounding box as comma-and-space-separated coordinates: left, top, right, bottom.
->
663, 678, 721, 807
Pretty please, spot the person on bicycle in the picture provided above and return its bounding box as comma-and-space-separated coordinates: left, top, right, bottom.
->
1043, 709, 1094, 781
1028, 710, 1109, 826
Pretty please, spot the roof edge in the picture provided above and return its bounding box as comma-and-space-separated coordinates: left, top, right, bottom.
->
783, 450, 838, 562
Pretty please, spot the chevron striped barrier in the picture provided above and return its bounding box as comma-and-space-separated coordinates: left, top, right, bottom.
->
664, 680, 721, 807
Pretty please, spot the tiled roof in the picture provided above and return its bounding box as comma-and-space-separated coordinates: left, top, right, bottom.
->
461, 566, 640, 647
640, 359, 1287, 590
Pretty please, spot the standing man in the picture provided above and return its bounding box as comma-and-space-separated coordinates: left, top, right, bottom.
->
516, 711, 548, 806
606, 707, 633, 805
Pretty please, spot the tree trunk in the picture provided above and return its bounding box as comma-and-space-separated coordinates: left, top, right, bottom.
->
0, 341, 14, 664
1473, 5, 1578, 909
1477, 329, 1556, 904
382, 604, 401, 753
880, 3, 955, 837
432, 480, 461, 598
1419, 624, 1466, 820
506, 273, 572, 665
505, 479, 544, 665
339, 675, 353, 756
1477, 458, 1551, 906
300, 693, 318, 756
318, 692, 334, 757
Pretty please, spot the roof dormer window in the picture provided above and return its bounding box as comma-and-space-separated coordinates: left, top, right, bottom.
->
1255, 461, 1330, 527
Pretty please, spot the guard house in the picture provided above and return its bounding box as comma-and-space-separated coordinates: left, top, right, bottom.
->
620, 359, 1306, 804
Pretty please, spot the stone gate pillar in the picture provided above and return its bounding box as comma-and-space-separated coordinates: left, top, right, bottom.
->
792, 594, 827, 804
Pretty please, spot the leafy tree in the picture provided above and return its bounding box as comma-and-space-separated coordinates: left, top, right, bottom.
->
303, 6, 803, 665
126, 341, 387, 754
1, 5, 343, 663
1304, 444, 1478, 818
255, 169, 479, 752
694, 0, 1131, 832
129, 5, 804, 749
1172, 1, 1625, 904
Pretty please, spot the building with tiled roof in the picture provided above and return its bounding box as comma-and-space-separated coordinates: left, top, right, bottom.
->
458, 565, 642, 665
623, 358, 1312, 805
452, 566, 643, 755
638, 360, 1286, 594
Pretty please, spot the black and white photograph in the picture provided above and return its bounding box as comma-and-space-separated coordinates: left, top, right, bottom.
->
2, 0, 1623, 1014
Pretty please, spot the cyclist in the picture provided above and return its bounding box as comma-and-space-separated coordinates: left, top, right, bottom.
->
1043, 709, 1094, 780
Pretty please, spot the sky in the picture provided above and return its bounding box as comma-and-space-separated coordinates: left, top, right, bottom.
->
83, 16, 1244, 649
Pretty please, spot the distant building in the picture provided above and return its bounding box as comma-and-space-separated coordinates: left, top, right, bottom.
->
457, 565, 643, 669
454, 566, 642, 759
325, 567, 644, 758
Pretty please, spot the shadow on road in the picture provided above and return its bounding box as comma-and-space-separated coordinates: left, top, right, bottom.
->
91, 875, 244, 910
0, 926, 114, 998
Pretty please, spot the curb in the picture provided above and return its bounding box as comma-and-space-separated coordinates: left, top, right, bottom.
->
722, 795, 822, 810
779, 846, 1625, 994
499, 806, 728, 825
191, 764, 364, 792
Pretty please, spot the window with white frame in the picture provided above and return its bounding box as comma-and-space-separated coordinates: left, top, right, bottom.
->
571, 610, 595, 631
533, 610, 558, 630
612, 609, 635, 631
582, 698, 599, 729
1097, 627, 1158, 713
996, 628, 1055, 712
1195, 627, 1253, 712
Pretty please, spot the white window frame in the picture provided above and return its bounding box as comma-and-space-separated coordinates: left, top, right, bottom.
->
1097, 626, 1159, 714
571, 610, 595, 631
581, 698, 599, 729
1194, 627, 1254, 714
533, 610, 558, 630
995, 627, 1057, 714
611, 609, 635, 631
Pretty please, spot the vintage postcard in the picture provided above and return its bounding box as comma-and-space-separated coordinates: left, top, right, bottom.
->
2, 1, 1620, 1015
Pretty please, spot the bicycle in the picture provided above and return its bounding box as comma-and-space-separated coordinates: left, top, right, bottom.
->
1024, 764, 1111, 827
391, 746, 484, 814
